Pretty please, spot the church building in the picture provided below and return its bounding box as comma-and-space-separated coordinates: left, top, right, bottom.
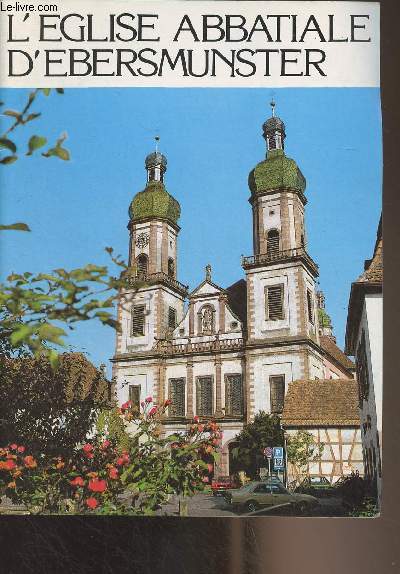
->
111, 103, 359, 478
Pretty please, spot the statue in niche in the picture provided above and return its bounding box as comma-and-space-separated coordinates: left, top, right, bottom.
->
202, 306, 214, 334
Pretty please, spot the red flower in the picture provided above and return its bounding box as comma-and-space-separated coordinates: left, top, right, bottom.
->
70, 476, 85, 487
197, 424, 204, 433
164, 399, 172, 407
85, 497, 98, 509
121, 400, 132, 410
88, 478, 107, 493
193, 416, 199, 423
116, 453, 130, 466
82, 443, 93, 453
148, 406, 158, 417
101, 440, 111, 450
207, 463, 214, 473
23, 455, 37, 469
108, 467, 118, 480
17, 446, 25, 453
1, 459, 16, 470
9, 444, 18, 451
145, 396, 152, 403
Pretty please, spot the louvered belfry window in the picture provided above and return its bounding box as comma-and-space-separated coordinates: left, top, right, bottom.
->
225, 374, 243, 416
136, 254, 148, 277
196, 376, 213, 417
307, 289, 314, 324
131, 305, 145, 336
169, 378, 185, 417
267, 229, 280, 257
128, 385, 141, 413
270, 375, 285, 414
265, 285, 284, 320
168, 307, 177, 331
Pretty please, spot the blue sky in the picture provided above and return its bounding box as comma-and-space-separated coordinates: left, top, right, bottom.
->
0, 88, 382, 374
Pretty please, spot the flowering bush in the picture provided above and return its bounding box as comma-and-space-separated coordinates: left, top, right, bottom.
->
0, 399, 221, 515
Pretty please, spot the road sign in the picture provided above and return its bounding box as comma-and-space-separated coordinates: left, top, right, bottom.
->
273, 447, 284, 459
263, 447, 273, 458
274, 458, 284, 470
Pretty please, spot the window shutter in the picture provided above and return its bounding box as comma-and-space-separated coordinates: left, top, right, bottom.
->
136, 255, 148, 277
267, 230, 280, 257
169, 378, 185, 417
196, 377, 213, 416
266, 285, 284, 320
168, 307, 177, 330
128, 385, 141, 413
131, 305, 145, 336
307, 290, 314, 324
270, 375, 285, 414
225, 374, 243, 416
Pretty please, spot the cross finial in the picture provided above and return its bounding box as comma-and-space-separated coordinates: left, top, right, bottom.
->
155, 135, 160, 153
270, 99, 276, 118
205, 264, 212, 282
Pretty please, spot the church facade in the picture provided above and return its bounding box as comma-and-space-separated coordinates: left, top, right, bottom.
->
111, 105, 358, 477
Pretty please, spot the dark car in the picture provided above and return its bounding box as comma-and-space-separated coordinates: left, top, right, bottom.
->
295, 476, 334, 497
211, 475, 241, 496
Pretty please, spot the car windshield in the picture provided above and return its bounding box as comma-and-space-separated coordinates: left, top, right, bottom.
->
237, 483, 258, 492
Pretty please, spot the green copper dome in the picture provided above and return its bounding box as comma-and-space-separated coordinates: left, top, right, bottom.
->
248, 149, 306, 196
129, 180, 181, 224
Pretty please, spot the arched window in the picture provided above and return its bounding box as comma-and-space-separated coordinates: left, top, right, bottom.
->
267, 229, 280, 257
136, 254, 148, 277
198, 305, 215, 335
167, 257, 175, 278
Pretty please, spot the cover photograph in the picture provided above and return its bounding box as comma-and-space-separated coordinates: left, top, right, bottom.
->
0, 1, 382, 520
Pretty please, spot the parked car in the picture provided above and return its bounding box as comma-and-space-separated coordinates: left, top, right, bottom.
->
295, 476, 334, 497
211, 475, 241, 496
224, 481, 319, 514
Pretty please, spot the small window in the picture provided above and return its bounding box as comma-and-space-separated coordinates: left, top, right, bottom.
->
225, 374, 243, 416
196, 376, 213, 417
136, 254, 148, 277
168, 307, 177, 331
167, 257, 175, 278
169, 378, 185, 417
307, 290, 314, 324
266, 229, 280, 257
265, 285, 284, 321
128, 385, 141, 414
131, 305, 145, 336
356, 330, 370, 403
270, 375, 285, 414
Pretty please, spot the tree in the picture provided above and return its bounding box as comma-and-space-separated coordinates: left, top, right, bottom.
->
0, 353, 111, 457
231, 412, 284, 479
286, 430, 324, 486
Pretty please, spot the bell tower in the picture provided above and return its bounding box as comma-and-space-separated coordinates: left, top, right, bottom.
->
242, 103, 324, 417
114, 139, 188, 358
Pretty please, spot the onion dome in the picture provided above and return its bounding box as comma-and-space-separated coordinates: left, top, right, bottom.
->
248, 102, 306, 197
129, 139, 180, 225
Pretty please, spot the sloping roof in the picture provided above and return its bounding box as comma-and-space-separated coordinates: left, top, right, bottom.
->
282, 379, 360, 427
319, 335, 355, 372
357, 234, 383, 284
226, 279, 247, 325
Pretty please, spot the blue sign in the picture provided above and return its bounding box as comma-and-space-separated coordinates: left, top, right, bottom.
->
274, 458, 284, 470
273, 447, 284, 459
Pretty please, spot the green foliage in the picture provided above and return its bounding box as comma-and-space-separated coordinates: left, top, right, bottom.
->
96, 408, 133, 452
231, 412, 284, 478
286, 430, 324, 483
0, 353, 110, 457
0, 223, 30, 232
0, 251, 127, 358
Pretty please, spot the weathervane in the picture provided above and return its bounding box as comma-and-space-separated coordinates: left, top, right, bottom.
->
270, 99, 276, 117
155, 135, 160, 153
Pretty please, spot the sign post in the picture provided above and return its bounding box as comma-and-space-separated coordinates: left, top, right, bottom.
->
263, 447, 273, 478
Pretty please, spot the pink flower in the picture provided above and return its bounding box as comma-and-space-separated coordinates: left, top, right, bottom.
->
101, 440, 111, 450
85, 497, 98, 509
193, 416, 199, 423
148, 406, 158, 417
145, 396, 152, 403
121, 400, 132, 411
140, 401, 145, 407
108, 467, 118, 480
82, 443, 93, 453
9, 444, 18, 451
17, 446, 25, 453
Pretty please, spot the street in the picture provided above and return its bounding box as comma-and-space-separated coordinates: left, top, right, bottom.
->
157, 492, 347, 517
